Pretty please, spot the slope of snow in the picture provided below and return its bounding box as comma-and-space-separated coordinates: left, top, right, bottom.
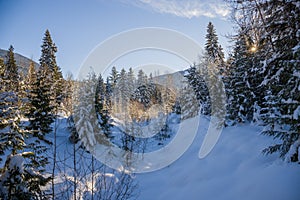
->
136, 117, 300, 200
3, 116, 299, 199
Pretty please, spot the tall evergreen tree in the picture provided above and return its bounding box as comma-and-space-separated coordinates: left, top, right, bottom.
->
204, 22, 227, 122
27, 64, 54, 138
259, 0, 300, 161
0, 46, 24, 157
73, 72, 110, 150
25, 65, 54, 183
0, 46, 49, 199
105, 76, 112, 112
117, 68, 130, 112
4, 45, 19, 91
109, 66, 119, 90
226, 29, 255, 124
0, 47, 25, 199
39, 29, 64, 109
184, 64, 210, 115
127, 67, 136, 95
39, 30, 57, 73
95, 74, 111, 136
228, 0, 300, 161
137, 69, 148, 86
205, 22, 225, 74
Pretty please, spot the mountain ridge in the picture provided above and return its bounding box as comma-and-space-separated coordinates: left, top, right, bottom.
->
0, 48, 39, 75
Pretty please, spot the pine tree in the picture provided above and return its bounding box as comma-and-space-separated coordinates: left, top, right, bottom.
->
162, 74, 176, 114
117, 68, 130, 113
0, 45, 24, 158
204, 22, 228, 122
39, 29, 64, 109
137, 69, 148, 86
25, 66, 53, 181
109, 67, 120, 114
259, 0, 300, 161
95, 74, 105, 113
127, 67, 136, 95
228, 0, 300, 161
4, 45, 19, 91
0, 47, 26, 199
227, 0, 269, 121
205, 22, 225, 74
39, 30, 57, 73
226, 29, 255, 124
105, 77, 112, 112
0, 46, 49, 199
73, 72, 109, 150
184, 64, 210, 115
27, 65, 54, 138
109, 66, 119, 90
95, 74, 111, 136
180, 83, 199, 120
24, 64, 53, 199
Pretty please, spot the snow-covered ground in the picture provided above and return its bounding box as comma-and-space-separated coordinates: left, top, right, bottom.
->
15, 115, 300, 200
136, 117, 300, 200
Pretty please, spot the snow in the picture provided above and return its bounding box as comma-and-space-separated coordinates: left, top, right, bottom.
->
285, 137, 300, 163
7, 154, 24, 173
50, 117, 300, 199
3, 116, 299, 200
0, 154, 26, 196
135, 117, 300, 200
293, 105, 300, 120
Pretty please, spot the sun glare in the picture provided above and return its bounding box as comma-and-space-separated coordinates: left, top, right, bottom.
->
250, 45, 257, 52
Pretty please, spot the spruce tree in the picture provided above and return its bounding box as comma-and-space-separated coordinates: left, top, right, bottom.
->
25, 65, 53, 183
205, 22, 225, 74
39, 30, 57, 73
109, 67, 119, 113
127, 67, 136, 95
4, 45, 19, 91
180, 83, 199, 120
73, 72, 109, 150
27, 65, 54, 138
228, 0, 300, 161
25, 63, 54, 198
260, 0, 300, 161
184, 64, 210, 115
137, 69, 148, 86
0, 47, 26, 199
95, 74, 111, 136
0, 46, 49, 199
39, 29, 64, 110
105, 77, 112, 112
109, 66, 119, 90
0, 45, 24, 157
226, 29, 255, 124
204, 22, 227, 122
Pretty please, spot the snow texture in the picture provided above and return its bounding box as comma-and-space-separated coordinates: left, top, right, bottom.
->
2, 116, 299, 200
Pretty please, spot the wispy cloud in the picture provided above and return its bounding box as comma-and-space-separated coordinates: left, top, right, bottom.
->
123, 0, 230, 19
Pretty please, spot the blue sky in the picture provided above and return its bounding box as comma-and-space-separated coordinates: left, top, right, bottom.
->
0, 0, 234, 77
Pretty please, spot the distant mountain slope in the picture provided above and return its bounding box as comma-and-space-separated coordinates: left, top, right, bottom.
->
0, 49, 39, 75
153, 70, 186, 92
